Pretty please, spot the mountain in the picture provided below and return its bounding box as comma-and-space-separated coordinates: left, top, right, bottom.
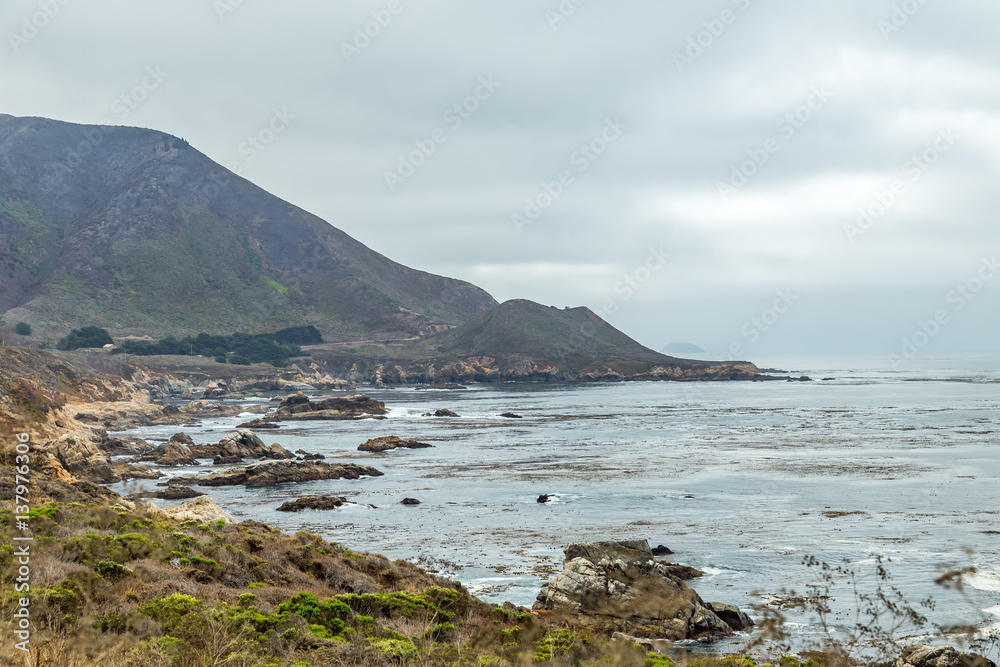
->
308, 299, 761, 382
437, 299, 685, 366
0, 114, 496, 341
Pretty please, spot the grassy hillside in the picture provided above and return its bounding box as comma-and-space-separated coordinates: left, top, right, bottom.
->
0, 115, 496, 342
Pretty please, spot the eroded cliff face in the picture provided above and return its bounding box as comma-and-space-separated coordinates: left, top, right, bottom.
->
0, 347, 160, 483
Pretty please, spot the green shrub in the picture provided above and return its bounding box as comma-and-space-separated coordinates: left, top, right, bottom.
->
14, 322, 31, 336
94, 560, 133, 579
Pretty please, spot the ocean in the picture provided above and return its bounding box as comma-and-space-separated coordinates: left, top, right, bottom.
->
113, 353, 1000, 656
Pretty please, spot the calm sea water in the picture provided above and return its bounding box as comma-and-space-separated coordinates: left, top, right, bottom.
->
114, 354, 1000, 656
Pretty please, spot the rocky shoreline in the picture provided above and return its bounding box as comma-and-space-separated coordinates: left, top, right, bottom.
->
1, 345, 991, 665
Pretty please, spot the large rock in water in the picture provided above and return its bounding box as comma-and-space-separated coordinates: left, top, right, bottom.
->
217, 429, 267, 458
358, 436, 433, 452
168, 459, 384, 488
264, 393, 388, 421
897, 645, 996, 667
533, 540, 751, 641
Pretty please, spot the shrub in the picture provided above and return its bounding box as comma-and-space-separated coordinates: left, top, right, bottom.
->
94, 560, 134, 580
14, 321, 31, 336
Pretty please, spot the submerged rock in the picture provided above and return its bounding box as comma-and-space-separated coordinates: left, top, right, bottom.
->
276, 496, 347, 512
169, 459, 383, 488
537, 494, 552, 503
358, 436, 433, 453
236, 418, 280, 429
533, 539, 751, 642
500, 412, 523, 419
401, 497, 421, 505
424, 408, 459, 417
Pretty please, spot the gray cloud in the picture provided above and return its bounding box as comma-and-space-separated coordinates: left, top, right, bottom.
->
2, 0, 997, 358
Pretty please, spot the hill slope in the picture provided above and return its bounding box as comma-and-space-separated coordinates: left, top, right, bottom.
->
308, 299, 760, 383
0, 114, 496, 341
437, 299, 696, 369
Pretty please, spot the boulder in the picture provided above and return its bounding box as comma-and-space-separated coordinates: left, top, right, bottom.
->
276, 496, 346, 512
265, 393, 388, 421
537, 494, 552, 503
705, 602, 753, 631
358, 436, 433, 452
152, 486, 204, 500
158, 442, 199, 466
54, 436, 115, 483
534, 540, 751, 641
170, 433, 195, 445
161, 496, 233, 524
99, 435, 152, 456
213, 455, 242, 465
217, 429, 268, 458
169, 459, 384, 488
401, 498, 421, 505
264, 443, 296, 460
500, 412, 523, 419
898, 645, 996, 667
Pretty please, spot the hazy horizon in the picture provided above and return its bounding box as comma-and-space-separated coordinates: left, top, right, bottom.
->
2, 1, 997, 361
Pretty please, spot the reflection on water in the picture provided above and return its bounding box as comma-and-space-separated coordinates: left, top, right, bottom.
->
111, 354, 1000, 656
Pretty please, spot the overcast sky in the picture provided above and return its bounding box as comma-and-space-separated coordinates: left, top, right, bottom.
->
2, 0, 998, 360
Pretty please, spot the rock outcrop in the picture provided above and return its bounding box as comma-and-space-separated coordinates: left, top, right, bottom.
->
264, 393, 388, 421
169, 460, 383, 488
159, 496, 234, 523
54, 436, 115, 483
897, 645, 996, 667
534, 540, 751, 641
276, 496, 347, 512
358, 436, 433, 453
236, 418, 280, 430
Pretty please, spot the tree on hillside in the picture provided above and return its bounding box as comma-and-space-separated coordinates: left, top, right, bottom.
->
57, 326, 113, 351
14, 322, 32, 336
